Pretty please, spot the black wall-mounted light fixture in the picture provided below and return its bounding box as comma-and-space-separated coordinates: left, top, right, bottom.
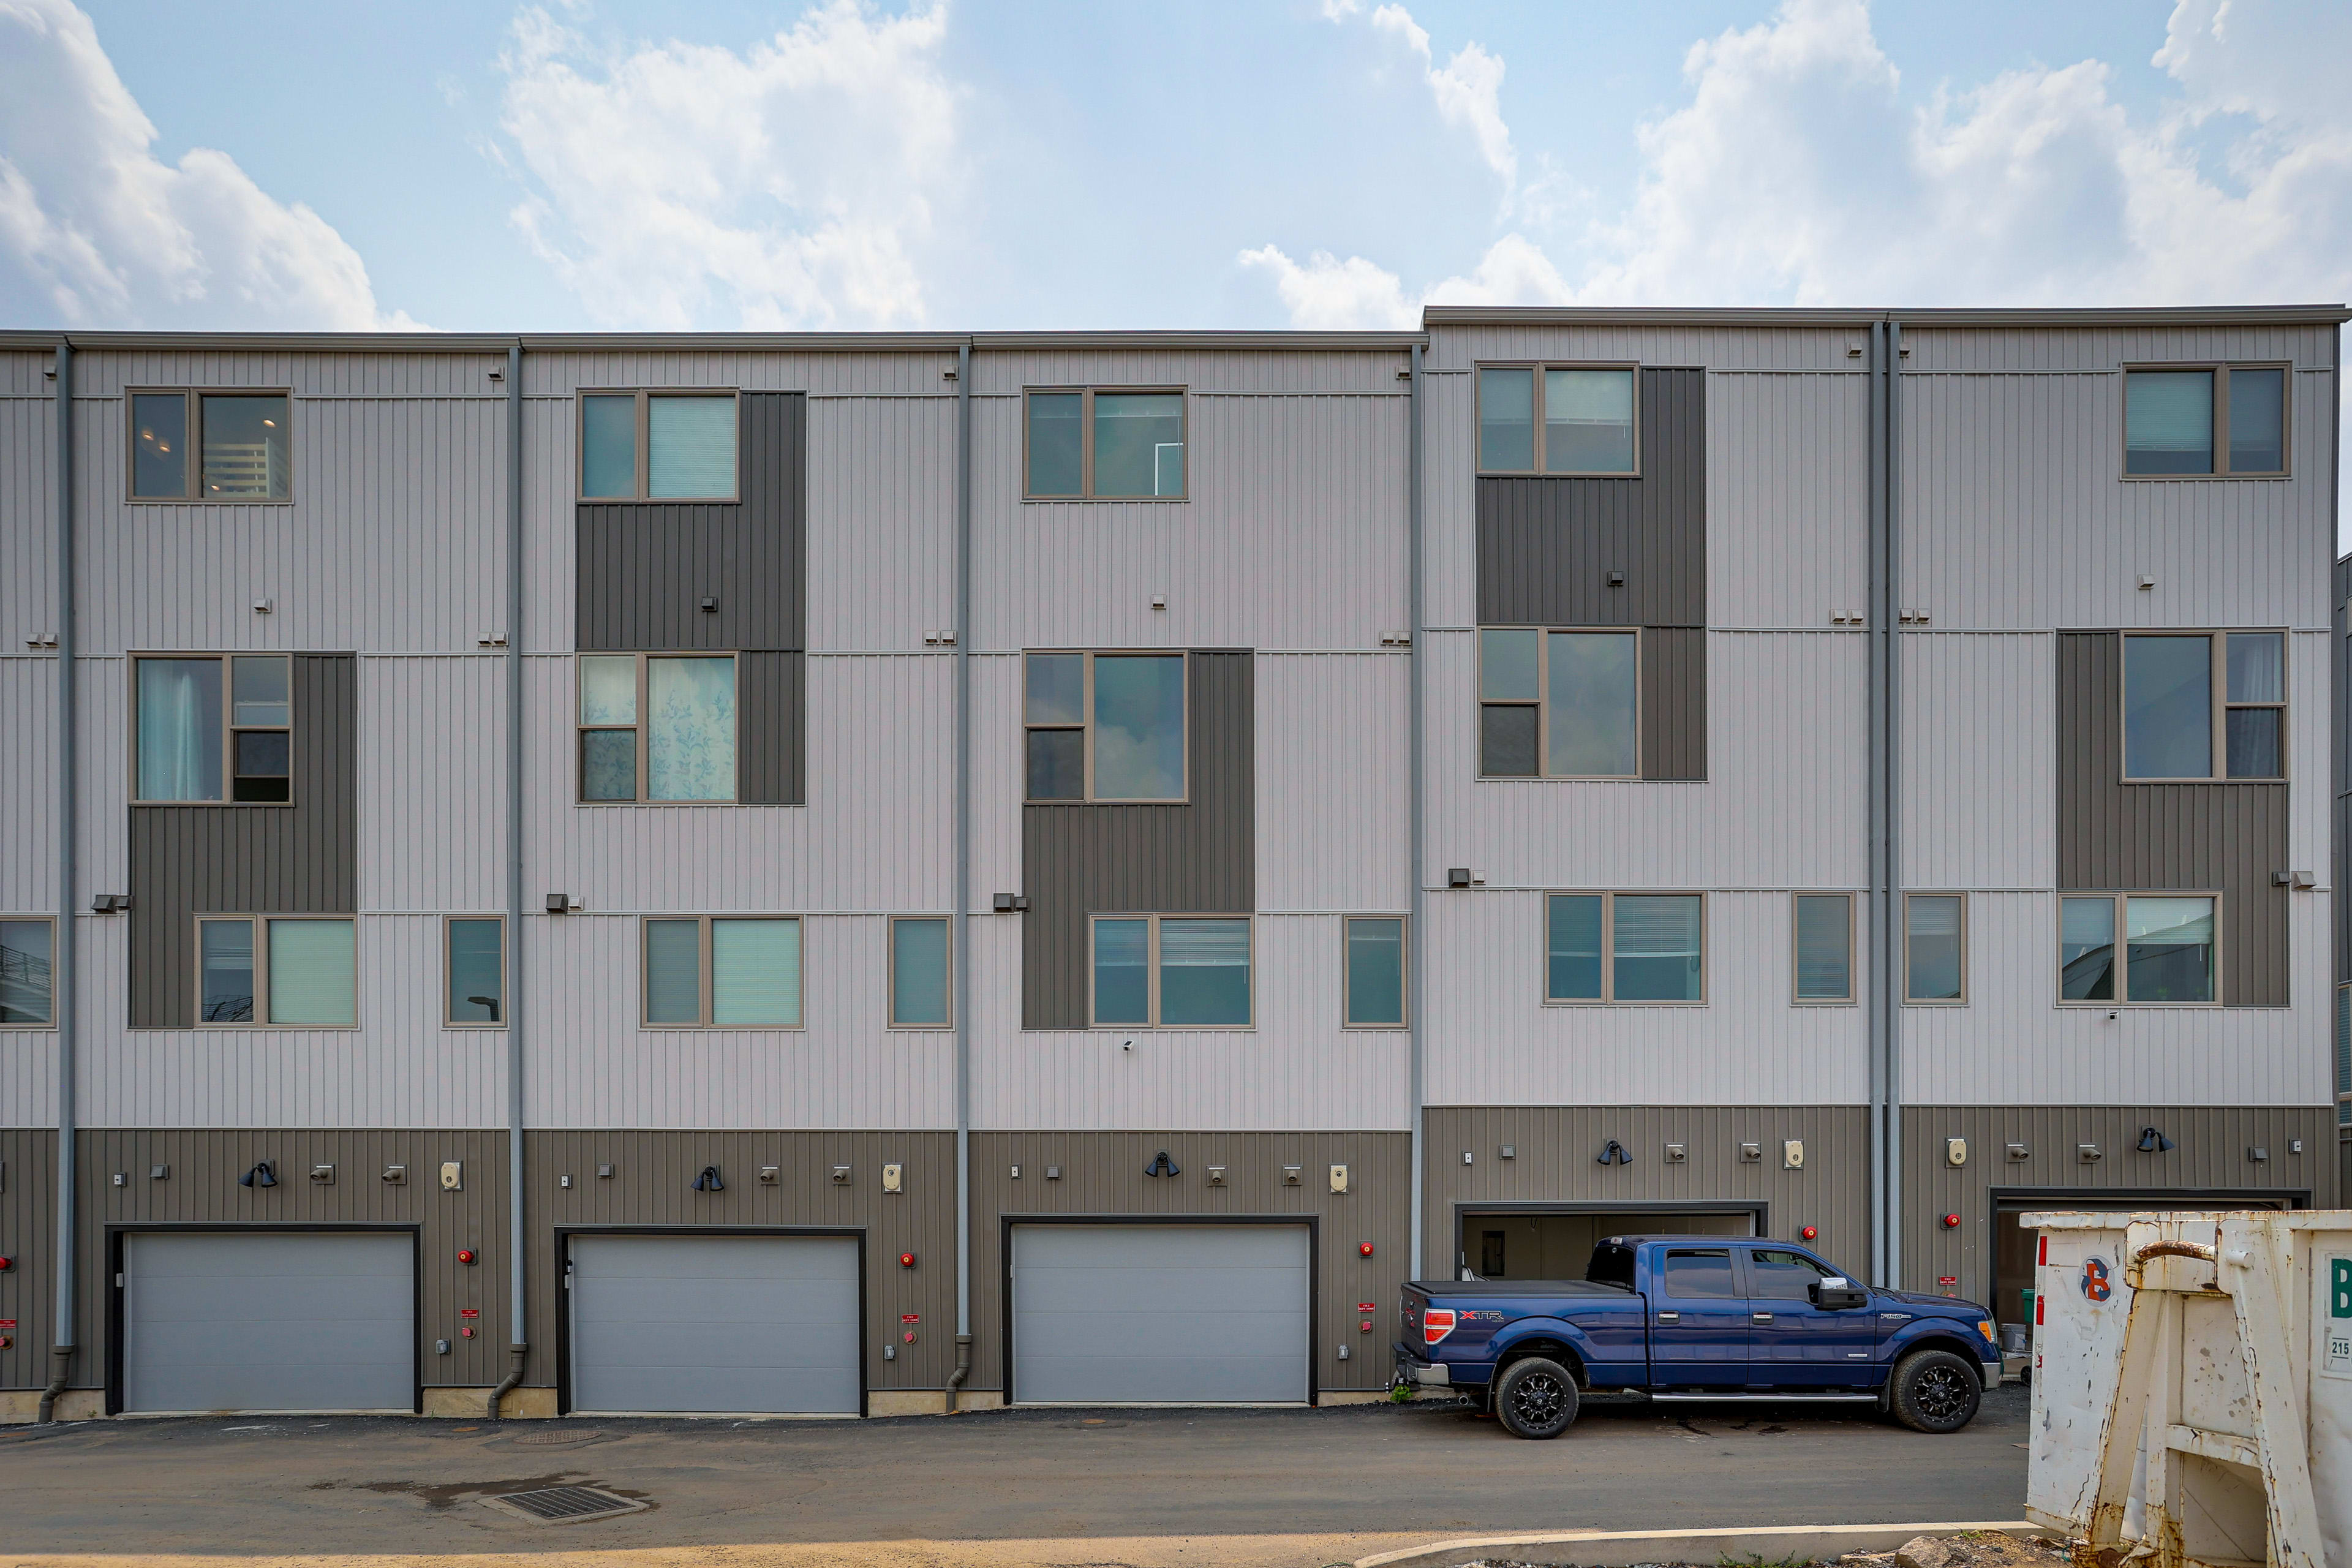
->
2137, 1126, 2175, 1154
239, 1161, 278, 1188
1142, 1150, 1180, 1178
690, 1164, 725, 1192
1596, 1140, 1633, 1167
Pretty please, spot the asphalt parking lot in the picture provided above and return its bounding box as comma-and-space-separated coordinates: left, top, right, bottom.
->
2, 1384, 2030, 1568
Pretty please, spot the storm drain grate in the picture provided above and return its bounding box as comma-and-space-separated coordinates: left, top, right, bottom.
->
510, 1427, 605, 1447
480, 1484, 647, 1524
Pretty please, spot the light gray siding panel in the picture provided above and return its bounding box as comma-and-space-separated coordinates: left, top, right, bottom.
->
525, 913, 953, 1131
522, 395, 579, 655
1901, 323, 2336, 374
123, 1231, 414, 1412
0, 658, 59, 913
1254, 654, 1410, 913
1902, 633, 2056, 891
1023, 652, 1253, 1029
806, 394, 955, 653
130, 654, 358, 1028
970, 652, 1024, 916
1901, 890, 2331, 1106
2056, 632, 2286, 1007
0, 388, 57, 655
1009, 1224, 1309, 1404
575, 393, 804, 652
75, 349, 507, 399
1421, 891, 1872, 1108
968, 350, 1404, 396
1422, 367, 1478, 630
969, 914, 1411, 1132
1425, 326, 1862, 374
524, 350, 949, 399
568, 1234, 861, 1414
358, 656, 505, 914
1424, 631, 1865, 892
1709, 372, 1869, 630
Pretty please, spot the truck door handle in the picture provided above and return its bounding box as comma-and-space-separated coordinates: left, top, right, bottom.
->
1656, 1311, 1679, 1322
1751, 1312, 1774, 1323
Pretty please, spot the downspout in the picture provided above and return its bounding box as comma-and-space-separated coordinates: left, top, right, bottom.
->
491, 340, 527, 1419
949, 341, 973, 1408
1885, 320, 1905, 1289
42, 337, 75, 1423
1866, 320, 1904, 1291
1407, 341, 1427, 1283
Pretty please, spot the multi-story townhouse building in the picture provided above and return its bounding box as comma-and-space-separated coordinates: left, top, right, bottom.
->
0, 306, 2339, 1422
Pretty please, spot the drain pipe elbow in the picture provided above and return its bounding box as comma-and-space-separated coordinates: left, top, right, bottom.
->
489, 1344, 527, 1421
946, 1332, 971, 1413
38, 1344, 74, 1423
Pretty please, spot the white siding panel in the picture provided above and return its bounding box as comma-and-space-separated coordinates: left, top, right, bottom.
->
78, 657, 127, 897
1710, 372, 1869, 629
1901, 633, 2056, 891
526, 653, 952, 913
1422, 369, 1476, 630
970, 654, 1023, 914
806, 395, 955, 652
358, 656, 506, 913
1, 389, 57, 652
2290, 631, 2331, 876
525, 912, 951, 1129
521, 396, 576, 655
968, 913, 1411, 1131
1424, 631, 1868, 891
1422, 890, 1872, 1107
83, 914, 505, 1128
1256, 653, 1409, 913
1899, 890, 2332, 1107
0, 658, 59, 911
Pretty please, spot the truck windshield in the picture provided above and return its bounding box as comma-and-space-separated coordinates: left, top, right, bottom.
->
1586, 1242, 1636, 1289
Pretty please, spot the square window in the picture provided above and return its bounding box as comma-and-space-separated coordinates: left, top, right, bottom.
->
577, 654, 737, 803
1023, 651, 1186, 802
1612, 894, 1702, 1002
1023, 388, 1185, 500
641, 916, 803, 1028
2124, 364, 2288, 478
1480, 627, 1638, 778
195, 915, 355, 1027
129, 390, 291, 501
1090, 914, 1251, 1028
579, 391, 739, 500
135, 654, 292, 805
1479, 364, 1638, 474
2060, 894, 2217, 1005
2121, 631, 2284, 782
0, 919, 55, 1025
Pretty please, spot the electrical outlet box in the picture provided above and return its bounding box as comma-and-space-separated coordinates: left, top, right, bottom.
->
1329, 1163, 1349, 1194
881, 1163, 903, 1194
1782, 1140, 1806, 1170
440, 1161, 463, 1191
1945, 1137, 1967, 1167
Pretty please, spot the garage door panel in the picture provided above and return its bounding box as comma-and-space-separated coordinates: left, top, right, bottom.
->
124, 1233, 413, 1414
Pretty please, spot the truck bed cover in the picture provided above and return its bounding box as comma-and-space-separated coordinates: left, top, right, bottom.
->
1411, 1278, 1632, 1297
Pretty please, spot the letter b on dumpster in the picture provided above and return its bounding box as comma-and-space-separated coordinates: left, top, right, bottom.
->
2331, 1256, 2352, 1378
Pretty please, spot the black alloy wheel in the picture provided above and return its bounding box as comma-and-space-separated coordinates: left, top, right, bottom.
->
1889, 1348, 1981, 1434
1492, 1356, 1580, 1439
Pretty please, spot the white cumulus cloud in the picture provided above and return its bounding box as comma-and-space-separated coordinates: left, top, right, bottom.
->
0, 0, 416, 329
1324, 1, 1516, 208
496, 0, 961, 330
1239, 235, 1571, 328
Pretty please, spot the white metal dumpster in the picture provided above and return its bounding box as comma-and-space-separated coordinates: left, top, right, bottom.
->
2024, 1210, 2352, 1568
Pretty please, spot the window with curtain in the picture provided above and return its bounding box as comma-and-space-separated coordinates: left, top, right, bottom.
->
642, 916, 801, 1028
135, 654, 292, 803
1545, 892, 1703, 1003
1090, 914, 1251, 1027
194, 916, 354, 1027
1479, 364, 1638, 473
0, 919, 54, 1025
1023, 388, 1186, 499
1023, 651, 1185, 801
1479, 628, 1638, 778
2122, 631, 2284, 781
576, 653, 736, 802
578, 391, 739, 500
1904, 894, 1965, 1003
2060, 895, 2216, 1005
890, 916, 951, 1028
1344, 916, 1406, 1027
2125, 365, 2287, 477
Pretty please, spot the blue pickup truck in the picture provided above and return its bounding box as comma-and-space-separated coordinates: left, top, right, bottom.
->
1393, 1234, 2002, 1439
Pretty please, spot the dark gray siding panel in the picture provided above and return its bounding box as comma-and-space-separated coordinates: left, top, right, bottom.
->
739, 650, 805, 806
0, 1127, 57, 1394
1641, 626, 1708, 782
576, 392, 805, 653
1475, 366, 1706, 630
1022, 652, 1254, 1030
130, 655, 358, 1028
2056, 632, 2288, 1007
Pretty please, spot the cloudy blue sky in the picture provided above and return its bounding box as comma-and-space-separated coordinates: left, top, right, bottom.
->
1, 0, 2349, 333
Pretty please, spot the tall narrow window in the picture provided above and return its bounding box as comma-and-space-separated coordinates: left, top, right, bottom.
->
2224, 631, 2285, 778
2060, 895, 2215, 1005
578, 391, 739, 500
2122, 631, 2285, 781
0, 919, 54, 1025
199, 918, 254, 1023
1545, 892, 1703, 1003
135, 654, 292, 804
1793, 893, 1853, 1003
576, 653, 737, 802
890, 916, 951, 1028
129, 391, 290, 500
1023, 651, 1186, 802
2060, 897, 2116, 1001
131, 392, 188, 499
446, 918, 505, 1026
1479, 364, 1638, 474
195, 916, 355, 1027
1344, 916, 1407, 1028
1477, 368, 1534, 472
1023, 388, 1186, 499
1479, 628, 1638, 778
1090, 915, 1251, 1028
641, 916, 801, 1028
2124, 364, 2287, 477
1904, 894, 1965, 1004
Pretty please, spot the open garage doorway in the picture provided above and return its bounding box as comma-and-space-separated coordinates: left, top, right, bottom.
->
1989, 1188, 2301, 1335
1454, 1203, 1762, 1281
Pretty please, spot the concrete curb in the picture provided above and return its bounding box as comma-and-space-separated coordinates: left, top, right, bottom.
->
1354, 1518, 2043, 1567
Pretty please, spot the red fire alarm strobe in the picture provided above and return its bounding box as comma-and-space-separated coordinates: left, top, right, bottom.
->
899, 1251, 916, 1268
457, 1248, 478, 1264
1941, 1213, 1962, 1229
902, 1330, 916, 1344
1358, 1242, 1374, 1257
1799, 1226, 1818, 1242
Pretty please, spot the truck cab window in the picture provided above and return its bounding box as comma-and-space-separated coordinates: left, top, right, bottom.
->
1749, 1248, 1832, 1300
1661, 1249, 1738, 1298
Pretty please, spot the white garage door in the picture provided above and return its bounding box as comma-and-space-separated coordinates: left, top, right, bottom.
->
1011, 1224, 1311, 1405
568, 1234, 861, 1415
123, 1231, 414, 1414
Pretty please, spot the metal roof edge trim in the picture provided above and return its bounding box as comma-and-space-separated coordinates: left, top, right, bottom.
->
1420, 304, 2352, 328
0, 329, 1427, 355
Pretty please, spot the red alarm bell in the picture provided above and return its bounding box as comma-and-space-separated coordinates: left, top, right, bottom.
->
1359, 1242, 1374, 1258
1941, 1213, 1962, 1229
899, 1251, 916, 1268
1800, 1225, 1818, 1242
457, 1248, 478, 1264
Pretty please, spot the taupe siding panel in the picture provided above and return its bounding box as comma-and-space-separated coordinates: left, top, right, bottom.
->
0, 1128, 56, 1393
66, 1129, 508, 1400
965, 1130, 1412, 1396
1474, 366, 1705, 629
129, 655, 358, 1028
1640, 625, 1708, 782
1022, 652, 1254, 1030
575, 392, 805, 652
739, 650, 805, 805
2055, 633, 2287, 1006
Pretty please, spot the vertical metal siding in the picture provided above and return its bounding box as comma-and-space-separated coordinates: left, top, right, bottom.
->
1022, 652, 1253, 1028
1902, 633, 2056, 889
1640, 626, 1708, 782
805, 394, 956, 652
1709, 371, 1870, 629
738, 650, 807, 806
2054, 633, 2286, 1006
130, 654, 359, 1027
967, 349, 1403, 396
1421, 891, 1872, 1107
1427, 325, 1860, 374
0, 658, 59, 911
0, 383, 57, 653
77, 349, 507, 399
1422, 369, 1478, 630
524, 349, 948, 399
358, 656, 505, 914
0, 1128, 56, 1393
1254, 653, 1410, 913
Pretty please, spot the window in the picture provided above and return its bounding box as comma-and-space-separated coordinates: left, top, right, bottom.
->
1479, 627, 1639, 778
889, 916, 951, 1028
641, 916, 801, 1028
195, 916, 355, 1027
1545, 892, 1704, 1003
1023, 651, 1186, 801
1344, 916, 1407, 1028
1090, 914, 1251, 1028
1793, 893, 1854, 1003
1, 918, 53, 1026
1748, 1248, 1833, 1300
2124, 365, 2287, 477
129, 391, 292, 500
445, 917, 505, 1027
1023, 388, 1186, 499
1904, 894, 1965, 1004
2059, 894, 2217, 1005
1660, 1249, 1739, 1298
577, 653, 738, 802
1477, 364, 1638, 475
134, 654, 291, 803
579, 390, 739, 500
2121, 631, 2284, 781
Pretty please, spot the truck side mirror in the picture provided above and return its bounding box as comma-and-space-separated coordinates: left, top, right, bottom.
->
1809, 1277, 1868, 1311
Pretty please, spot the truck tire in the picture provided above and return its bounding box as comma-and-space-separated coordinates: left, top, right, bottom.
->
1887, 1348, 1981, 1434
1492, 1357, 1580, 1439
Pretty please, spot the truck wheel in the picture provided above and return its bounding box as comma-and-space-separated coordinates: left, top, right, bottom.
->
1888, 1348, 1981, 1434
1492, 1357, 1580, 1439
